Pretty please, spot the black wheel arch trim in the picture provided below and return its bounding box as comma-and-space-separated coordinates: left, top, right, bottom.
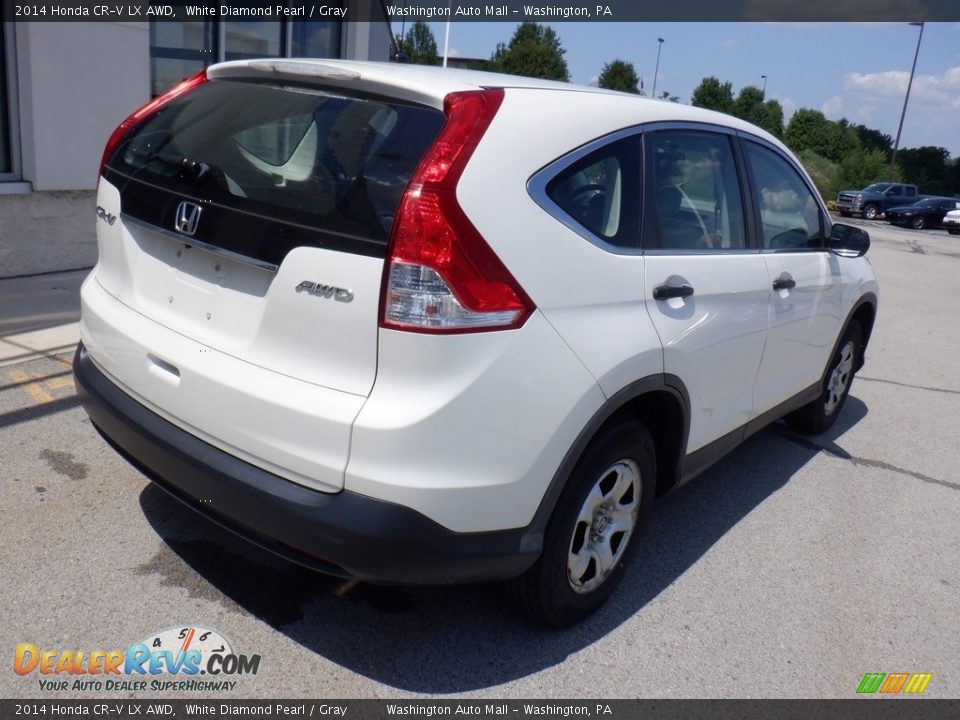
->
524, 373, 691, 543
827, 292, 877, 380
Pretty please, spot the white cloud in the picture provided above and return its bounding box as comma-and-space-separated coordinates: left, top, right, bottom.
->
844, 67, 960, 106
588, 75, 599, 87
445, 47, 461, 58
855, 105, 876, 123
821, 95, 845, 118
721, 39, 738, 49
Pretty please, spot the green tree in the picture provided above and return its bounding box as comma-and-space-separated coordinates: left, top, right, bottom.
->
896, 146, 951, 194
836, 148, 900, 191
657, 90, 680, 103
598, 59, 640, 94
785, 109, 831, 156
826, 119, 861, 166
691, 76, 734, 114
853, 124, 893, 156
785, 109, 858, 163
733, 85, 767, 126
489, 23, 569, 81
398, 22, 439, 66
796, 149, 839, 202
762, 99, 785, 139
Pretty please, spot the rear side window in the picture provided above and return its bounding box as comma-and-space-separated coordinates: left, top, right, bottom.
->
108, 80, 444, 245
545, 136, 640, 248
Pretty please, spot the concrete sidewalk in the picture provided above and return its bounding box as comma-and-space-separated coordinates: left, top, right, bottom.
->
0, 268, 87, 367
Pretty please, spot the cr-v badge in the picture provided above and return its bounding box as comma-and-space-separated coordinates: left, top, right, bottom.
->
174, 201, 202, 236
296, 281, 354, 303
95, 206, 116, 226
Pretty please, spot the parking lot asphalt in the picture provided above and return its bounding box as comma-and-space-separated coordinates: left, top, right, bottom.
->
1, 218, 957, 699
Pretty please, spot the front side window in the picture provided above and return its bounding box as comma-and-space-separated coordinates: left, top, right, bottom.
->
745, 142, 824, 251
645, 130, 746, 251
545, 135, 640, 248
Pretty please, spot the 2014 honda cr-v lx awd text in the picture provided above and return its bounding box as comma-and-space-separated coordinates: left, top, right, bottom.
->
75, 60, 878, 626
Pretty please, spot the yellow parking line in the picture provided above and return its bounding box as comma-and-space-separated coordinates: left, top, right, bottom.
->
46, 376, 76, 391
6, 369, 55, 405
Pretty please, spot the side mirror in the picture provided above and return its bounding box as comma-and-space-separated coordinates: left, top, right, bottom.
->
828, 223, 870, 258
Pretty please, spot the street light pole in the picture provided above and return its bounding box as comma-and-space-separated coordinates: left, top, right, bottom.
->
442, 0, 452, 68
652, 37, 664, 98
890, 22, 924, 174
761, 75, 767, 98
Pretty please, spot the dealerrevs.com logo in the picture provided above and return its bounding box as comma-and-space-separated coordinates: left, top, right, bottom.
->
14, 626, 261, 693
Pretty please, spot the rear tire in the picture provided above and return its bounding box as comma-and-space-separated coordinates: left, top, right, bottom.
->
949, 229, 960, 236
862, 204, 878, 220
785, 320, 863, 435
505, 420, 655, 627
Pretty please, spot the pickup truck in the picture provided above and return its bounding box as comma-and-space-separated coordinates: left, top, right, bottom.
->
836, 183, 920, 220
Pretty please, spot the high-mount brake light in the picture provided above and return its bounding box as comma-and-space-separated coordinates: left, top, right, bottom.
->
98, 69, 208, 179
381, 89, 535, 334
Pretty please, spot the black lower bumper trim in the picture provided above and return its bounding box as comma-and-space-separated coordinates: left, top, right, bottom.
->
73, 344, 539, 584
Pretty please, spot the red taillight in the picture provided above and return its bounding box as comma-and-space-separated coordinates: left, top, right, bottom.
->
381, 89, 535, 334
99, 69, 208, 179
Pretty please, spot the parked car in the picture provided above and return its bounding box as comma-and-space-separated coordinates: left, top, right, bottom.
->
836, 182, 920, 219
886, 197, 960, 229
944, 208, 960, 235
74, 60, 878, 626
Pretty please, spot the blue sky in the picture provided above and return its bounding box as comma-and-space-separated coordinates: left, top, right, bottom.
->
390, 22, 960, 158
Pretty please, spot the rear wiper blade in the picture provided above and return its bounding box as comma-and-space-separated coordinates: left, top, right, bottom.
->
128, 148, 212, 181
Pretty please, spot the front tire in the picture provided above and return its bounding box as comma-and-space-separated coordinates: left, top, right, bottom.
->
505, 420, 655, 627
839, 210, 852, 218
911, 216, 925, 230
862, 204, 879, 220
949, 229, 960, 236
785, 320, 863, 435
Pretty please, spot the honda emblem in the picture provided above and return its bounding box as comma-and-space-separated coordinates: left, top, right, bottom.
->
174, 201, 202, 236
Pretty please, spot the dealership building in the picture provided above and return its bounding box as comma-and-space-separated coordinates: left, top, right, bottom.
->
0, 8, 393, 277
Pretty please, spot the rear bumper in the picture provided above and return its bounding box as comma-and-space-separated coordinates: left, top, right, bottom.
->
74, 343, 539, 584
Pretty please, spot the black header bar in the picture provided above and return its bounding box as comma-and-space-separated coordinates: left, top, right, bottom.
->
1, 700, 960, 719
1, 0, 957, 22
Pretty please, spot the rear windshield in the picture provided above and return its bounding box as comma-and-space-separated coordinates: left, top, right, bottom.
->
107, 79, 444, 251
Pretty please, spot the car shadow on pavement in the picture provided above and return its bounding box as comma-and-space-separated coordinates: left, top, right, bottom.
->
138, 397, 868, 694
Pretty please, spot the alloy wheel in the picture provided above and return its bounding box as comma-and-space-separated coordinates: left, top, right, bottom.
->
567, 460, 641, 594
825, 340, 855, 416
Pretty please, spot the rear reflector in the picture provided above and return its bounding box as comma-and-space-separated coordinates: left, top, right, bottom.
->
381, 89, 534, 334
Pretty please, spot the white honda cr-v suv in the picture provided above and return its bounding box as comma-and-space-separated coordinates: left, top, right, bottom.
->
75, 60, 877, 626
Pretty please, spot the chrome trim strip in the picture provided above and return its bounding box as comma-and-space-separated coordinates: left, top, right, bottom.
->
121, 214, 280, 272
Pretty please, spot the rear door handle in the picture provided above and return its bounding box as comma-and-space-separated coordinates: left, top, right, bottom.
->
653, 284, 695, 301
772, 275, 796, 291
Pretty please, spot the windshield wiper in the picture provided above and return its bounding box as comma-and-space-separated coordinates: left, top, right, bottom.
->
127, 147, 212, 182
